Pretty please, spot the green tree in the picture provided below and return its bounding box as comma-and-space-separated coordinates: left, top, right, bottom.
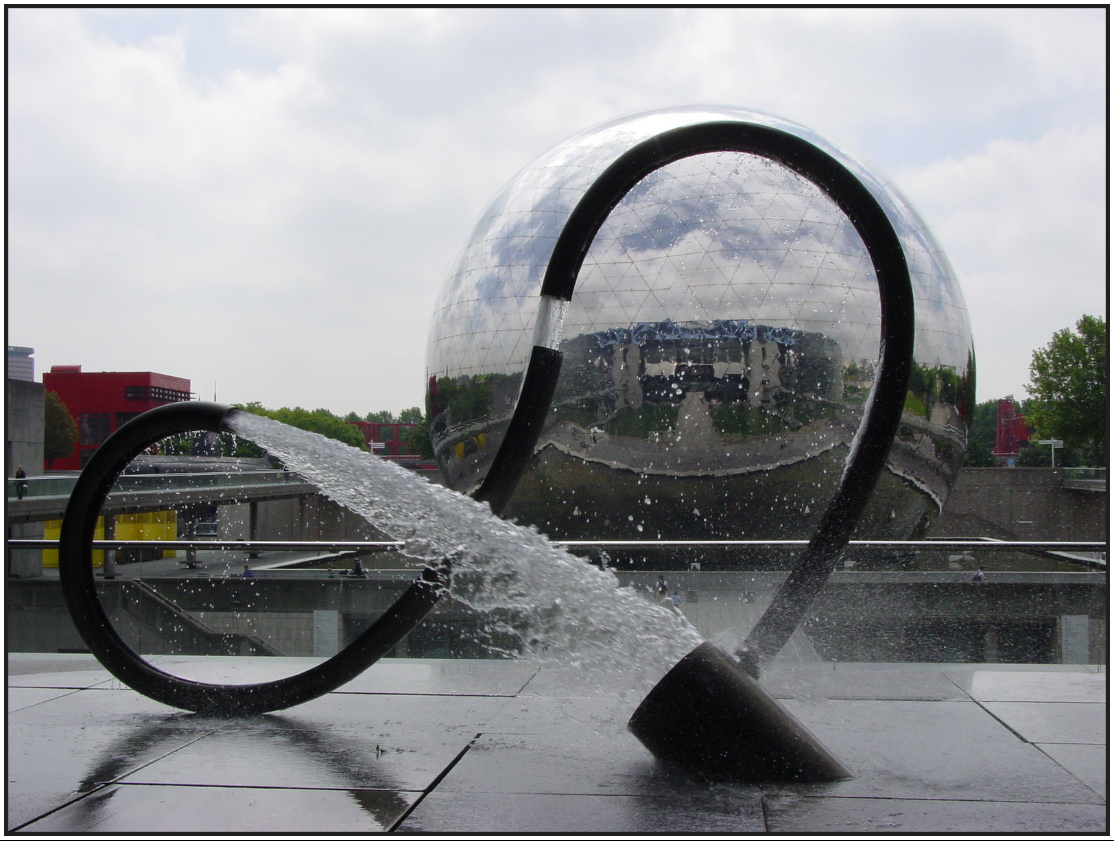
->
1026, 315, 1107, 465
963, 438, 997, 467
236, 403, 367, 451
1016, 440, 1081, 468
964, 399, 998, 466
44, 390, 78, 467
365, 410, 394, 423
401, 414, 435, 459
158, 430, 267, 458
398, 406, 423, 424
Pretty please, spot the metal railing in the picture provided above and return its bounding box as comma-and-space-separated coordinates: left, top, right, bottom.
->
1063, 467, 1107, 481
1062, 467, 1107, 492
8, 537, 1107, 553
108, 578, 285, 655
7, 469, 305, 501
7, 474, 81, 499
6, 467, 309, 499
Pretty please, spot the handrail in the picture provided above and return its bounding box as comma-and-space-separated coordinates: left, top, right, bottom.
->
109, 578, 284, 656
7, 461, 438, 500
9, 538, 1107, 552
6, 469, 299, 500
1063, 467, 1107, 480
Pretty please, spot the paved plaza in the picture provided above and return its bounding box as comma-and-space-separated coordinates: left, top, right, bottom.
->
7, 652, 1106, 834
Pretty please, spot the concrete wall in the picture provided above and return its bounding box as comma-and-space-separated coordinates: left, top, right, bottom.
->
225, 468, 1105, 545
198, 611, 315, 656
929, 468, 1107, 541
9, 571, 1105, 664
6, 378, 44, 480
6, 379, 45, 578
7, 580, 88, 652
6, 577, 459, 657
622, 570, 1107, 665
219, 494, 389, 543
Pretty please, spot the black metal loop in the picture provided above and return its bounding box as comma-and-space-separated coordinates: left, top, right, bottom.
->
60, 117, 914, 712
475, 120, 915, 673
58, 401, 448, 715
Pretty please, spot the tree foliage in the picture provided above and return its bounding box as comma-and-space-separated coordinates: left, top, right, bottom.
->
966, 400, 997, 451
158, 430, 267, 458
963, 399, 998, 467
963, 438, 996, 468
429, 374, 503, 423
226, 402, 433, 458
401, 417, 435, 459
236, 403, 367, 451
44, 390, 78, 465
1016, 439, 1081, 468
1026, 315, 1107, 464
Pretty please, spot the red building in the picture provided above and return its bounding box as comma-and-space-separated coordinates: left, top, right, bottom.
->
993, 396, 1031, 466
349, 421, 418, 459
42, 366, 192, 470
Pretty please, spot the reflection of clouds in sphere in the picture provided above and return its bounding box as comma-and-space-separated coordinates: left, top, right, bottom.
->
571, 154, 882, 369
428, 106, 970, 383
426, 107, 974, 544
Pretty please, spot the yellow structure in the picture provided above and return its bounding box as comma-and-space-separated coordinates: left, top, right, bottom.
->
42, 511, 177, 568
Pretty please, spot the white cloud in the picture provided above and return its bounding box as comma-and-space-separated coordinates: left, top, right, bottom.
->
7, 7, 1106, 414
896, 124, 1106, 399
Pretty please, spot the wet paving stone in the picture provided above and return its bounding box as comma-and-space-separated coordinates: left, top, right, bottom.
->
120, 718, 473, 793
779, 697, 1104, 806
7, 718, 216, 831
981, 701, 1106, 745
764, 792, 1107, 833
1035, 743, 1107, 797
946, 668, 1106, 703
401, 789, 766, 833
7, 655, 1107, 834
19, 783, 417, 833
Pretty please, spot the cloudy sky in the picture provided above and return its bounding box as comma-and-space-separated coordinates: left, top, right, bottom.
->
8, 7, 1106, 415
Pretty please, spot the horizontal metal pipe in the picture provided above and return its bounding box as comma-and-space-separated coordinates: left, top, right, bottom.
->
7, 538, 1106, 552
9, 539, 404, 551
557, 539, 1106, 551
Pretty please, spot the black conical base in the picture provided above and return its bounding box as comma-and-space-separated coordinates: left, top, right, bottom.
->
628, 642, 851, 783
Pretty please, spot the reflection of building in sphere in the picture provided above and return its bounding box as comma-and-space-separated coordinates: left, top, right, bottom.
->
559, 320, 842, 415
426, 107, 974, 549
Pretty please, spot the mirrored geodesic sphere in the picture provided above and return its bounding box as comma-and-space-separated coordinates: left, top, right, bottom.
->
426, 107, 974, 546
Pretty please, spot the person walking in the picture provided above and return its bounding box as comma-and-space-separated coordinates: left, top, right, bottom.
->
14, 466, 27, 500
655, 575, 669, 603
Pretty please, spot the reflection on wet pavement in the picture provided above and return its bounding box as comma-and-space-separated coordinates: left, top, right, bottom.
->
7, 654, 1106, 834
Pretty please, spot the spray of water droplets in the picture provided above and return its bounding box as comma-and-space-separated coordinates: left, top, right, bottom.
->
228, 411, 704, 693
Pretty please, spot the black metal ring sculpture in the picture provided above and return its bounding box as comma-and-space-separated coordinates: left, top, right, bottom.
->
60, 119, 912, 725
478, 122, 914, 674
58, 401, 449, 715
